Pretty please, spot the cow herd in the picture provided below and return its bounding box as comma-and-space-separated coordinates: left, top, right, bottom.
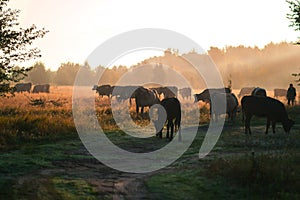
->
238, 87, 288, 99
93, 85, 190, 140
93, 84, 295, 140
13, 83, 50, 93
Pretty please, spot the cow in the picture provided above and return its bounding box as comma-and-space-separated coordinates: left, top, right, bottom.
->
194, 88, 236, 122
179, 87, 192, 100
241, 95, 294, 135
194, 88, 231, 103
153, 97, 181, 141
134, 87, 160, 114
209, 92, 238, 122
238, 87, 255, 98
251, 87, 267, 97
274, 88, 287, 99
92, 84, 112, 98
14, 83, 32, 93
111, 85, 140, 104
152, 86, 178, 99
32, 84, 50, 93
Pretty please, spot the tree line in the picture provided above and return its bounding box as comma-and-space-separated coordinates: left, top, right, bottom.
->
21, 41, 300, 90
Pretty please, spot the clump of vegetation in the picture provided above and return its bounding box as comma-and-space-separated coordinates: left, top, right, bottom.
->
206, 152, 300, 199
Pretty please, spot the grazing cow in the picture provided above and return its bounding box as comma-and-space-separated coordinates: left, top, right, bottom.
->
32, 84, 50, 93
241, 96, 294, 135
14, 83, 32, 93
238, 87, 255, 98
92, 84, 112, 98
251, 87, 267, 97
153, 97, 181, 141
179, 87, 192, 99
209, 92, 239, 122
274, 88, 287, 99
194, 88, 231, 103
134, 87, 160, 114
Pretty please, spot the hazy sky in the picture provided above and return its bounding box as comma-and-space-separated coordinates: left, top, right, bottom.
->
9, 0, 299, 70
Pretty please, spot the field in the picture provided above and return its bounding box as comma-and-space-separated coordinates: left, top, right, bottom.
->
0, 86, 300, 199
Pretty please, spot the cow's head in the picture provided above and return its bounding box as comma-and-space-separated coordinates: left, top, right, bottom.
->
92, 85, 98, 90
194, 93, 210, 103
283, 118, 295, 133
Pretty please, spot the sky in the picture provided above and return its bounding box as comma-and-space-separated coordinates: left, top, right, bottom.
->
8, 0, 300, 71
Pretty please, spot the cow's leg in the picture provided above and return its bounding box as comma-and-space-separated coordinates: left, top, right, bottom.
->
170, 121, 174, 141
265, 118, 270, 134
272, 121, 276, 133
166, 122, 170, 139
136, 104, 139, 114
141, 106, 144, 115
245, 115, 252, 135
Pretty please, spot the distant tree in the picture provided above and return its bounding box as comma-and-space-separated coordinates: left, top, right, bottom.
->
26, 62, 50, 84
0, 0, 48, 96
287, 0, 300, 39
287, 0, 300, 84
54, 62, 81, 85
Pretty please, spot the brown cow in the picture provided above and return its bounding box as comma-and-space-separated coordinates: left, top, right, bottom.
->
134, 87, 160, 114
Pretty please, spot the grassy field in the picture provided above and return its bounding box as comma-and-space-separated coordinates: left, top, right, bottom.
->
0, 86, 299, 199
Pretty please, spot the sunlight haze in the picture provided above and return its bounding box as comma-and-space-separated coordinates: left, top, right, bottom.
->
8, 0, 299, 70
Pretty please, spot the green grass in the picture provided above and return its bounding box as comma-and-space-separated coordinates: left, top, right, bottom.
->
0, 102, 299, 199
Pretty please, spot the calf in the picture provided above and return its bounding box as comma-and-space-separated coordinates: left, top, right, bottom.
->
153, 97, 181, 141
241, 96, 294, 134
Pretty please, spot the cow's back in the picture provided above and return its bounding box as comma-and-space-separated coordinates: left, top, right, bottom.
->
242, 96, 287, 119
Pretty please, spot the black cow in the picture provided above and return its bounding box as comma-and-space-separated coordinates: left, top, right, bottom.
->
92, 84, 112, 98
134, 87, 160, 114
153, 97, 181, 141
14, 83, 32, 93
32, 84, 50, 93
179, 87, 191, 99
194, 88, 231, 103
241, 96, 294, 134
251, 87, 267, 97
152, 86, 178, 99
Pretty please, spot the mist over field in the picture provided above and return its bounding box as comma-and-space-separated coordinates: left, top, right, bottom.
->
24, 42, 300, 91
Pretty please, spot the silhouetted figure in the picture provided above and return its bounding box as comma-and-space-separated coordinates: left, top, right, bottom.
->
287, 83, 296, 106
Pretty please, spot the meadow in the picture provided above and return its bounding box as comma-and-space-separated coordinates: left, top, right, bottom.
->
0, 86, 299, 199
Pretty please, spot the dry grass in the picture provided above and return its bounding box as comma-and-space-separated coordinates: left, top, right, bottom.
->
0, 86, 211, 147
